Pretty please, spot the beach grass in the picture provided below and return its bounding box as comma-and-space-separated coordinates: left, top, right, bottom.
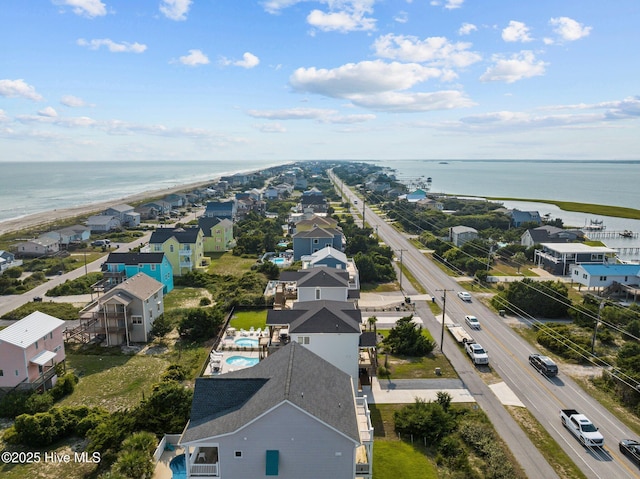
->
372, 439, 439, 479
164, 286, 213, 309
206, 251, 257, 276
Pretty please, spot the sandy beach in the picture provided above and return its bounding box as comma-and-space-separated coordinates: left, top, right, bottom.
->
0, 178, 216, 237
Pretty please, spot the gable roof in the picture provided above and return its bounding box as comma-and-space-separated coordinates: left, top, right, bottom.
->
180, 342, 359, 444
104, 252, 166, 265
105, 272, 163, 301
105, 204, 134, 213
198, 216, 221, 235
292, 226, 338, 239
87, 215, 119, 225
307, 246, 347, 265
279, 268, 349, 288
267, 300, 361, 334
149, 227, 201, 244
0, 311, 64, 348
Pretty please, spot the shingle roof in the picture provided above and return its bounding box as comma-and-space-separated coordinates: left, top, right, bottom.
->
279, 268, 349, 288
198, 216, 221, 236
308, 246, 347, 265
292, 227, 336, 239
149, 227, 201, 244
180, 342, 360, 444
105, 252, 166, 265
0, 311, 64, 348
267, 300, 362, 334
109, 272, 163, 300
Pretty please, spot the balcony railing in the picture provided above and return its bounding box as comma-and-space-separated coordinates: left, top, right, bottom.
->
189, 462, 219, 476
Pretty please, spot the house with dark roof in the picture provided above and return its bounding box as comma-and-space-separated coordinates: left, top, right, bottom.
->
510, 209, 542, 227
203, 200, 237, 222
78, 273, 164, 346
534, 243, 617, 275
266, 300, 363, 386
301, 246, 360, 291
292, 226, 344, 260
299, 194, 328, 214
101, 252, 173, 293
140, 200, 172, 216
521, 225, 583, 247
149, 227, 205, 276
198, 217, 235, 252
179, 342, 373, 479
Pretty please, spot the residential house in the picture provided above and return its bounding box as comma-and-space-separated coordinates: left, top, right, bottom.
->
292, 215, 339, 234
534, 243, 617, 275
416, 197, 443, 211
198, 217, 235, 252
510, 209, 542, 227
292, 226, 344, 260
364, 180, 391, 193
449, 226, 479, 247
0, 311, 66, 391
273, 268, 356, 305
15, 236, 60, 257
179, 342, 373, 479
236, 197, 266, 220
0, 250, 22, 273
294, 176, 308, 189
571, 263, 640, 297
521, 226, 583, 248
149, 227, 205, 276
203, 200, 237, 222
266, 300, 363, 388
403, 189, 427, 203
78, 273, 164, 346
264, 186, 281, 200
301, 246, 360, 291
101, 252, 174, 293
275, 183, 294, 197
41, 225, 91, 248
104, 204, 140, 227
141, 200, 172, 216
164, 193, 188, 209
135, 204, 160, 220
87, 215, 121, 232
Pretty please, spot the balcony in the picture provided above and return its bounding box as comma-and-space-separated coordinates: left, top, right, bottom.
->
188, 446, 219, 477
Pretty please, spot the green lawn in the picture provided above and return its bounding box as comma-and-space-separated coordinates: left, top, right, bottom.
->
373, 440, 438, 479
229, 309, 268, 330
61, 353, 168, 411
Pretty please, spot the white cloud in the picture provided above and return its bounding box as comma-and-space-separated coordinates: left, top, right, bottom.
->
458, 23, 477, 35
326, 113, 377, 124
160, 0, 192, 21
347, 90, 474, 112
307, 6, 376, 33
394, 11, 408, 24
430, 0, 464, 9
0, 110, 9, 122
0, 79, 43, 101
255, 123, 287, 133
178, 49, 210, 66
38, 107, 58, 117
247, 108, 338, 120
235, 52, 260, 69
502, 20, 532, 42
77, 38, 147, 53
53, 0, 106, 18
480, 51, 546, 83
262, 0, 303, 15
373, 33, 481, 68
549, 17, 592, 41
61, 95, 90, 107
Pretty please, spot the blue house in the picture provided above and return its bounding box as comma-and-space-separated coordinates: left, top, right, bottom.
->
101, 252, 174, 293
292, 227, 343, 260
510, 209, 542, 227
203, 200, 237, 221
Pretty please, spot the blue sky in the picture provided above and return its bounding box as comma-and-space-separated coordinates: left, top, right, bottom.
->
1, 0, 639, 162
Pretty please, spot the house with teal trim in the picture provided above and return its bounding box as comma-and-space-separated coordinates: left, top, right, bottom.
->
101, 252, 174, 293
179, 342, 373, 479
198, 217, 235, 252
149, 227, 206, 276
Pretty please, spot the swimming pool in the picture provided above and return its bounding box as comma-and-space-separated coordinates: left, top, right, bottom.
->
226, 356, 259, 367
234, 337, 259, 348
270, 257, 286, 265
170, 454, 186, 479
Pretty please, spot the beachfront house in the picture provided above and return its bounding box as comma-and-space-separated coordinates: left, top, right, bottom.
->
141, 200, 172, 216
266, 300, 363, 387
0, 250, 22, 273
203, 200, 237, 222
301, 246, 360, 290
571, 263, 640, 299
100, 252, 174, 293
15, 236, 60, 257
292, 226, 344, 260
0, 311, 66, 391
41, 225, 91, 248
510, 209, 542, 227
104, 204, 140, 228
449, 226, 479, 247
291, 214, 339, 234
77, 273, 164, 346
179, 342, 373, 479
149, 227, 205, 276
198, 217, 235, 252
521, 226, 583, 248
87, 214, 122, 232
402, 189, 428, 203
534, 243, 617, 276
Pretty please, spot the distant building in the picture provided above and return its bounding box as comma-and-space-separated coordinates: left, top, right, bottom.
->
292, 226, 344, 260
87, 215, 121, 232
449, 226, 478, 247
104, 204, 140, 227
203, 200, 237, 222
15, 236, 60, 257
521, 226, 583, 247
534, 243, 617, 275
571, 263, 640, 295
198, 217, 235, 252
510, 209, 542, 227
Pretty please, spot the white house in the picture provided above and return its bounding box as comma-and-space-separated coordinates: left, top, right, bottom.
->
87, 215, 122, 232
15, 236, 60, 257
571, 263, 640, 296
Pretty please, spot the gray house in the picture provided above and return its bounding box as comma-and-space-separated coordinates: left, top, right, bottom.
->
521, 226, 583, 248
292, 227, 343, 260
179, 342, 373, 479
449, 226, 478, 247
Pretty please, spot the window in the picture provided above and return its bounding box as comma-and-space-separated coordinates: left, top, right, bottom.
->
132, 315, 143, 325
35, 341, 38, 350
0, 370, 3, 377
315, 289, 321, 300
599, 276, 607, 281
297, 336, 310, 345
151, 264, 156, 271
313, 239, 319, 244
50, 332, 53, 339
170, 245, 174, 253
15, 370, 19, 376
234, 451, 243, 458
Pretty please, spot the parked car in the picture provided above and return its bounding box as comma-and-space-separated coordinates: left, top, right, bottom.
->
91, 239, 110, 247
457, 291, 472, 301
619, 439, 640, 465
529, 353, 558, 377
465, 315, 480, 329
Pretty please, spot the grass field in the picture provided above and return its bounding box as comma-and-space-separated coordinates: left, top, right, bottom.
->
229, 309, 268, 330
164, 286, 213, 309
206, 251, 258, 276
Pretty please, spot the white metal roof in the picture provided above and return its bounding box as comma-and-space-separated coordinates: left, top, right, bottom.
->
0, 311, 65, 349
30, 350, 57, 365
540, 243, 616, 254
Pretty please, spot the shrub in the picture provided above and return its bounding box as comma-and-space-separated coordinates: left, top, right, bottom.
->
25, 392, 53, 414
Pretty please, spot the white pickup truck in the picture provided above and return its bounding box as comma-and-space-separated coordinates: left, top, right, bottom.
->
560, 409, 604, 447
465, 342, 489, 366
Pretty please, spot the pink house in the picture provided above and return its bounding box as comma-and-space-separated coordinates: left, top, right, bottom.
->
0, 311, 66, 391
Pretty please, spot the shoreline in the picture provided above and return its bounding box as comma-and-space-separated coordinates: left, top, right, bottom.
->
0, 178, 217, 237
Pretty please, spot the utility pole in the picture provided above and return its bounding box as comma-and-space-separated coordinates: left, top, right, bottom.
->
436, 289, 453, 353
397, 249, 407, 292
362, 198, 366, 228
591, 300, 605, 354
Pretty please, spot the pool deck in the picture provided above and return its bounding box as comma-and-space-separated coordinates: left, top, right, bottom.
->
153, 446, 185, 479
205, 330, 265, 376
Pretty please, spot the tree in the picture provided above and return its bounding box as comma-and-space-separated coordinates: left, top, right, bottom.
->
135, 381, 193, 434
385, 315, 435, 356
367, 315, 378, 333
113, 449, 154, 479
393, 398, 455, 445
178, 307, 224, 341
511, 251, 527, 273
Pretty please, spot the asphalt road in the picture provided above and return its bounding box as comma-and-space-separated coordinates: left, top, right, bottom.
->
331, 172, 640, 479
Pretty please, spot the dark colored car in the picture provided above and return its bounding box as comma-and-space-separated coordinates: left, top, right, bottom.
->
619, 439, 640, 466
529, 353, 558, 377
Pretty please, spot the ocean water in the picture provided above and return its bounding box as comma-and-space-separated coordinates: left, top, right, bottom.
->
0, 160, 286, 223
